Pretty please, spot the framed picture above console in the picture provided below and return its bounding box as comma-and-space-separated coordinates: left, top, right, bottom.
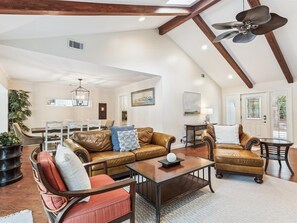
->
183, 91, 201, 115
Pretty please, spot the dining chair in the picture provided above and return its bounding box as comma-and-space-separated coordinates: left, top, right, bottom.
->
30, 147, 135, 223
101, 120, 115, 130
44, 121, 63, 151
87, 119, 101, 131
12, 123, 44, 150
66, 121, 83, 139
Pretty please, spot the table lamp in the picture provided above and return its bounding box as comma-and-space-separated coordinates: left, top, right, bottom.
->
201, 108, 213, 124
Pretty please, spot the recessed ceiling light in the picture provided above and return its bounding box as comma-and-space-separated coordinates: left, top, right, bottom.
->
138, 17, 146, 22
228, 74, 233, 79
201, 44, 208, 50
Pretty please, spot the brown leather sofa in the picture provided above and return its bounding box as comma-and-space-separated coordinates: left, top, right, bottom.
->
64, 127, 176, 178
201, 124, 264, 183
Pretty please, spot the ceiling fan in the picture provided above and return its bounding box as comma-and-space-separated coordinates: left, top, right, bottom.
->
212, 5, 288, 43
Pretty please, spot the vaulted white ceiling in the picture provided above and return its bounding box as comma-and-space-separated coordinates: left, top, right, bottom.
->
0, 0, 296, 89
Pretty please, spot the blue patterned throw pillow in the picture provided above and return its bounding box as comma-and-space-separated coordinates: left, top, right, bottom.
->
109, 125, 134, 152
117, 129, 140, 152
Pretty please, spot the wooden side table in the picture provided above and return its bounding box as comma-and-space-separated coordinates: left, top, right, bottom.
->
184, 124, 207, 147
259, 138, 294, 174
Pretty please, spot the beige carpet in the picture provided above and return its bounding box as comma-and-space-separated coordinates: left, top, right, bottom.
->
0, 210, 33, 223
126, 169, 297, 223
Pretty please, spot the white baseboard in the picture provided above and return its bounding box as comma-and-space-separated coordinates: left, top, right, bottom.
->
171, 143, 185, 150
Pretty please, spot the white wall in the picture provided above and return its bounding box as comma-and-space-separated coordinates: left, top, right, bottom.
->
108, 30, 222, 148
8, 80, 116, 130
0, 84, 8, 133
0, 70, 8, 132
222, 80, 296, 146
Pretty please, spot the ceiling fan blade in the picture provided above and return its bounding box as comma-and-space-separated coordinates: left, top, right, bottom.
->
212, 21, 244, 30
233, 31, 256, 43
213, 31, 239, 43
251, 13, 288, 35
236, 5, 271, 25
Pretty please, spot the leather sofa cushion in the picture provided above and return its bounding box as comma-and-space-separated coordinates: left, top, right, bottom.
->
90, 151, 135, 170
137, 127, 153, 146
216, 143, 244, 150
214, 149, 264, 167
63, 174, 130, 223
131, 144, 167, 161
215, 163, 264, 175
73, 130, 112, 152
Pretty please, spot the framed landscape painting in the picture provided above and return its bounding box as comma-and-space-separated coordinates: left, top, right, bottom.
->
131, 88, 155, 107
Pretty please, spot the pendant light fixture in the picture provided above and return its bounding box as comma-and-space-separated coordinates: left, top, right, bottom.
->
71, 78, 90, 106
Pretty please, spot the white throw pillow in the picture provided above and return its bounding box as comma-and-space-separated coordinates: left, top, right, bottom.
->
55, 144, 91, 202
214, 124, 240, 144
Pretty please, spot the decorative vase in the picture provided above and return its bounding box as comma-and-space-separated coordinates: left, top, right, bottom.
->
166, 153, 177, 163
0, 144, 23, 187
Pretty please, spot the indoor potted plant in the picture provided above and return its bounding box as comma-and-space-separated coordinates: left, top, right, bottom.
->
0, 132, 23, 187
8, 89, 32, 132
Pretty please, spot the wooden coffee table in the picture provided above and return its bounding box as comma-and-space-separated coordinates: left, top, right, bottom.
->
126, 154, 214, 223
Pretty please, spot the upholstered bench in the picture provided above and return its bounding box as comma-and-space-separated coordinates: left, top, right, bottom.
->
214, 149, 264, 184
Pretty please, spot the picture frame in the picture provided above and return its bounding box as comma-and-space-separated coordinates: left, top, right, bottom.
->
183, 91, 201, 115
131, 88, 155, 107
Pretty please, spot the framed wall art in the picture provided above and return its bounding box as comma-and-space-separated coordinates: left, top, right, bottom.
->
183, 91, 201, 115
131, 88, 155, 107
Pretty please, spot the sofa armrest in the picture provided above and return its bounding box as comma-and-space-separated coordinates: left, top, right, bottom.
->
201, 130, 216, 161
64, 139, 91, 163
240, 133, 260, 150
151, 132, 176, 153
83, 160, 107, 176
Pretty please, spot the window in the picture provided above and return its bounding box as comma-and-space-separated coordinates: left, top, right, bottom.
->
46, 99, 91, 107
246, 97, 261, 119
271, 93, 287, 139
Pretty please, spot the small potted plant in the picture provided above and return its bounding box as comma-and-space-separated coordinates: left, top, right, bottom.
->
0, 132, 23, 187
0, 132, 20, 147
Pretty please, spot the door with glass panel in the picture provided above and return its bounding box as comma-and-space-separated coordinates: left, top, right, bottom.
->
271, 91, 289, 139
241, 93, 269, 138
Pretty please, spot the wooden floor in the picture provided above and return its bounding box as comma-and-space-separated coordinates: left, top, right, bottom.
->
0, 145, 296, 222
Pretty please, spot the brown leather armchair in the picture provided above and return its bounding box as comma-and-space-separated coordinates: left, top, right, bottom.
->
201, 124, 260, 161
202, 124, 264, 184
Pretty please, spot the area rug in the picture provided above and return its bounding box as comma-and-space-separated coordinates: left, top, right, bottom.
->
0, 210, 33, 223
124, 170, 297, 223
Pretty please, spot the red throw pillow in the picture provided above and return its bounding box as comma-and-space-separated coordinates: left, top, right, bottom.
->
37, 151, 68, 212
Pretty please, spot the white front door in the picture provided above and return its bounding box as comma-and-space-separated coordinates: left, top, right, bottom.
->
241, 92, 269, 138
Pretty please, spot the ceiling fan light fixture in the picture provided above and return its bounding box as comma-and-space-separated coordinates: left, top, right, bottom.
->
212, 5, 288, 43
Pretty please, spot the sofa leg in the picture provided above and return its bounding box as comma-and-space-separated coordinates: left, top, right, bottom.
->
215, 170, 223, 179
254, 175, 263, 184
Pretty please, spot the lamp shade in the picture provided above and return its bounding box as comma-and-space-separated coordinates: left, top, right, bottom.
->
201, 108, 213, 115
71, 79, 90, 106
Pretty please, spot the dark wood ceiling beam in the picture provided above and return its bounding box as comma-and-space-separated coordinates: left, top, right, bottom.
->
0, 0, 191, 16
192, 15, 253, 88
248, 0, 293, 83
158, 0, 221, 35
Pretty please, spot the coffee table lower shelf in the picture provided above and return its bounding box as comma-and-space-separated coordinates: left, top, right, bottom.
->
130, 167, 214, 223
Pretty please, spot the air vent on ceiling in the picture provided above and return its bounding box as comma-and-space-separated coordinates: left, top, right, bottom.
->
68, 40, 84, 50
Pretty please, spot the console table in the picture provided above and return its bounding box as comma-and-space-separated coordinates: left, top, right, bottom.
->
185, 124, 207, 147
259, 138, 294, 174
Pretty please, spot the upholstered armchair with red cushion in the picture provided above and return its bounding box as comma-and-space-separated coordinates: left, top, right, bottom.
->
30, 148, 135, 223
